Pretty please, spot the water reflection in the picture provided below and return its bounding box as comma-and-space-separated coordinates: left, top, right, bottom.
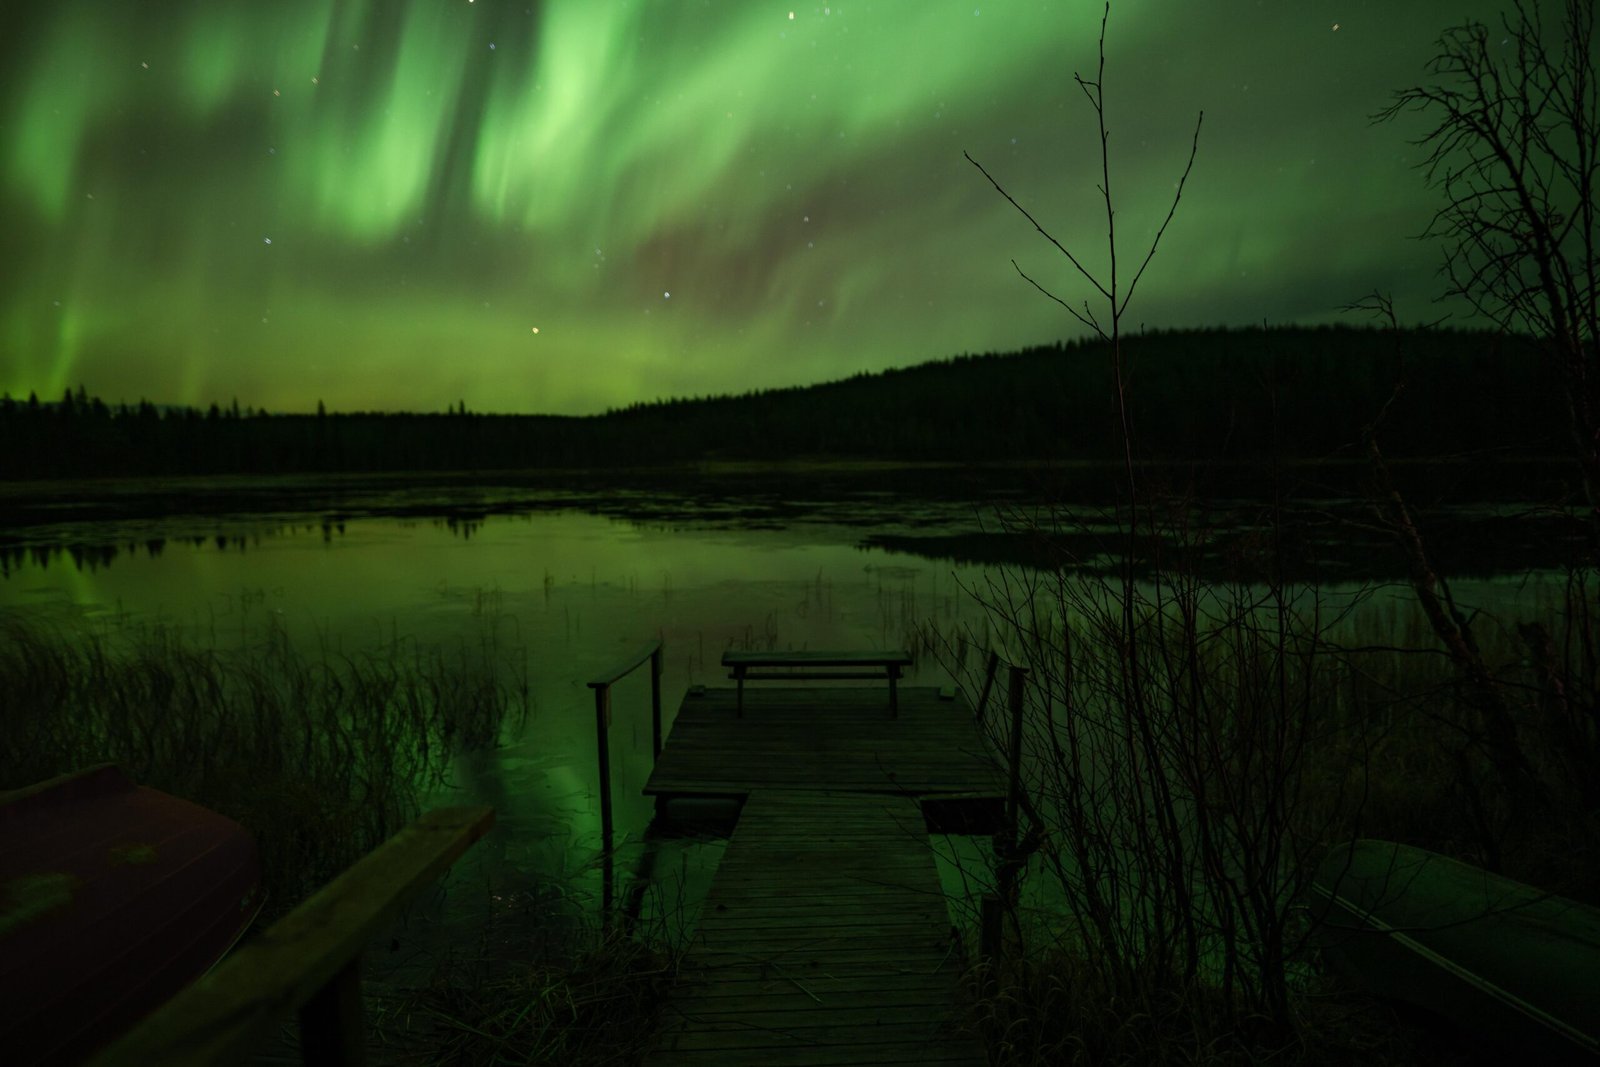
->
1, 481, 1581, 585
0, 483, 1577, 993
0, 508, 981, 941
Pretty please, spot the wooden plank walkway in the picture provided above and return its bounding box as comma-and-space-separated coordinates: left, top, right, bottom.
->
645, 790, 982, 1066
642, 687, 1002, 1066
643, 686, 1005, 799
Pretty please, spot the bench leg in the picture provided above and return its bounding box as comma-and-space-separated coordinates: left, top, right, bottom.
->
736, 670, 744, 718
889, 668, 900, 718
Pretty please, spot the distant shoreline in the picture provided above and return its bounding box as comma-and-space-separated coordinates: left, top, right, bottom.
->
0, 452, 1574, 491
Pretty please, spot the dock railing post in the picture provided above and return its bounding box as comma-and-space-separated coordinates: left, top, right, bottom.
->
298, 956, 364, 1066
586, 638, 664, 933
595, 683, 614, 927
979, 893, 1004, 982
650, 644, 663, 762
983, 664, 1028, 965
972, 659, 1024, 966
1004, 664, 1026, 861
975, 650, 1000, 726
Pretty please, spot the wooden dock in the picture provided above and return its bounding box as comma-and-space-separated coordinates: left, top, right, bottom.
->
642, 686, 1004, 1066
644, 685, 1005, 799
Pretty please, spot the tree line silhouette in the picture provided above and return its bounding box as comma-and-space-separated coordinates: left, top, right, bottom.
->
0, 324, 1565, 480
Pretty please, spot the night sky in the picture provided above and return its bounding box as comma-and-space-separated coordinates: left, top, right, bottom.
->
1, 2, 1515, 416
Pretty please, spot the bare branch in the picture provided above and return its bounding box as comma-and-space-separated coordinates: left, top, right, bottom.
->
1121, 111, 1204, 319
1012, 260, 1105, 338
964, 151, 1111, 302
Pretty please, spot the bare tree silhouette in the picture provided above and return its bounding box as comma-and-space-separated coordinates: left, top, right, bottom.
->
1375, 0, 1599, 544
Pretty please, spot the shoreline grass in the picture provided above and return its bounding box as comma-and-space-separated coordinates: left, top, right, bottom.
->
0, 606, 690, 1065
0, 607, 530, 924
922, 552, 1598, 1064
5, 586, 1595, 1064
363, 925, 679, 1067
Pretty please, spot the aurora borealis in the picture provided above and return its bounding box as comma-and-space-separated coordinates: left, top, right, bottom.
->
1, 1, 1516, 416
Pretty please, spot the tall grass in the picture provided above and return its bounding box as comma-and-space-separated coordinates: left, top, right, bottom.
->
1309, 584, 1600, 900
364, 888, 686, 1067
924, 508, 1598, 1063
926, 498, 1357, 1043
0, 607, 530, 921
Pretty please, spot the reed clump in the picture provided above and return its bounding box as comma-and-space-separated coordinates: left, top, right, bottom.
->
1311, 599, 1600, 903
0, 608, 530, 921
366, 925, 679, 1067
956, 938, 1495, 1066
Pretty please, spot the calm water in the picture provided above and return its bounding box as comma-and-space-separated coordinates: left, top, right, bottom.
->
0, 482, 1005, 966
0, 471, 1569, 973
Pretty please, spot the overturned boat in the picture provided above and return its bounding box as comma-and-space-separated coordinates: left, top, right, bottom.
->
1308, 838, 1600, 1061
0, 763, 264, 1065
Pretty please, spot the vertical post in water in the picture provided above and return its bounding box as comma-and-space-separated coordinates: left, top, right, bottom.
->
595, 683, 614, 926
650, 643, 663, 763
1005, 665, 1026, 845
299, 955, 365, 1067
979, 893, 1004, 974
996, 664, 1027, 953
975, 650, 1000, 725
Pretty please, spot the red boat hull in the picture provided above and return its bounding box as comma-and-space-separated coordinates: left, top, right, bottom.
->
0, 764, 264, 1065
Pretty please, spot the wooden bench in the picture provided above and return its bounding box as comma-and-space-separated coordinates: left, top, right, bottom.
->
721, 649, 913, 717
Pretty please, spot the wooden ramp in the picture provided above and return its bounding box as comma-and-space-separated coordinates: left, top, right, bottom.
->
642, 687, 1001, 1066
645, 790, 982, 1066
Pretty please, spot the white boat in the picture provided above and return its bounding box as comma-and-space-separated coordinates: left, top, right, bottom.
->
1307, 839, 1600, 1061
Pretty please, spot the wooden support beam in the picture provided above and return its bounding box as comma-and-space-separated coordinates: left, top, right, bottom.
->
90, 805, 494, 1067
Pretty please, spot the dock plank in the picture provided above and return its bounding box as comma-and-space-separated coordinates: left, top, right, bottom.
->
642, 688, 999, 1066
645, 785, 983, 1066
644, 687, 1004, 799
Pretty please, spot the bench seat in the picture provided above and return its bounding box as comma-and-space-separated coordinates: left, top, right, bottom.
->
721, 650, 913, 717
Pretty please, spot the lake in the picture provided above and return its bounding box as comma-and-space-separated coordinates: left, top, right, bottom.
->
0, 465, 1573, 976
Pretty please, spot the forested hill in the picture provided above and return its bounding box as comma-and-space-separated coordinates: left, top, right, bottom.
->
0, 324, 1568, 480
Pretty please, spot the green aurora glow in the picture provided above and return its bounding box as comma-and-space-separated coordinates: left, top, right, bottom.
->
0, 1, 1512, 415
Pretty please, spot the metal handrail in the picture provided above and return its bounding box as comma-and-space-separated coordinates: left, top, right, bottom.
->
589, 640, 664, 692
586, 638, 663, 924
969, 649, 1029, 967
974, 649, 1001, 724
